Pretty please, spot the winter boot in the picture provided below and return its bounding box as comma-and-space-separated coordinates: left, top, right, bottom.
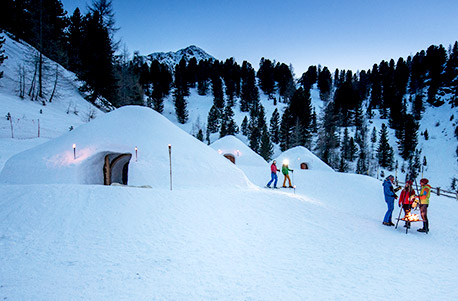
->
417, 221, 428, 232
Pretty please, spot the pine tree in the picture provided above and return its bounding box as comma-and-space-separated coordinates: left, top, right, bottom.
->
240, 61, 259, 112
299, 65, 317, 91
259, 125, 273, 161
0, 34, 7, 79
341, 128, 350, 160
197, 59, 210, 96
397, 114, 419, 160
412, 94, 424, 120
220, 104, 238, 137
257, 57, 275, 97
269, 108, 280, 144
274, 62, 295, 102
370, 64, 382, 109
338, 154, 348, 172
174, 58, 190, 97
174, 88, 188, 124
67, 8, 84, 75
249, 124, 261, 153
196, 129, 204, 142
318, 67, 332, 101
79, 10, 117, 105
149, 61, 172, 114
211, 74, 224, 109
241, 116, 249, 136
315, 102, 340, 168
377, 123, 394, 169
356, 149, 368, 175
425, 44, 447, 106
348, 137, 358, 162
407, 149, 422, 179
207, 105, 221, 133
409, 50, 427, 95
279, 108, 292, 151
287, 87, 313, 147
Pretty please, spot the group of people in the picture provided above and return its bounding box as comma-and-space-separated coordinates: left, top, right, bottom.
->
383, 175, 431, 233
266, 160, 294, 188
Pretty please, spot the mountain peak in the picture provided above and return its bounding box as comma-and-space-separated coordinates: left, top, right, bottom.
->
147, 45, 215, 69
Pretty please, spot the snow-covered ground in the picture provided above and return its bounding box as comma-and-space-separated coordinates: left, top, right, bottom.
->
1, 105, 458, 300
1, 34, 458, 300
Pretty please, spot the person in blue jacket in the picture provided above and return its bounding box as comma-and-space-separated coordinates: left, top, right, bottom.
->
382, 175, 401, 226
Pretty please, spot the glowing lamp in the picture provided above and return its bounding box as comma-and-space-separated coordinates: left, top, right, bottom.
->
283, 159, 289, 165
72, 144, 76, 159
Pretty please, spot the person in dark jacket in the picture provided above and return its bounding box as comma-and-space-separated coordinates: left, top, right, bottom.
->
382, 175, 401, 226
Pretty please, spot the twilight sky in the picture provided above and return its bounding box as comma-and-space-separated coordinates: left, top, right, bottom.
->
61, 0, 458, 75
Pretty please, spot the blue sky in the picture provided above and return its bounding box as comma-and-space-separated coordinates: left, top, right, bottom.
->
62, 0, 458, 75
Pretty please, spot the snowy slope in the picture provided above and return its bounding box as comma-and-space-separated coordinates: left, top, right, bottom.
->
0, 35, 102, 140
1, 171, 458, 300
1, 37, 458, 300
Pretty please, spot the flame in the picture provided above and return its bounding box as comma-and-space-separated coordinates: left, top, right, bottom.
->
404, 213, 420, 221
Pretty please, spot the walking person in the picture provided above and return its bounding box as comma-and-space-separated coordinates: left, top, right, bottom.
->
281, 162, 294, 188
266, 160, 280, 188
417, 178, 431, 233
398, 180, 416, 228
383, 175, 400, 226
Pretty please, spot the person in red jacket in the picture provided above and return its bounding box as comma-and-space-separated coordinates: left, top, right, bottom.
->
398, 180, 416, 228
266, 160, 280, 188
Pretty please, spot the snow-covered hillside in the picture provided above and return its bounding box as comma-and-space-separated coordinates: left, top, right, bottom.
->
0, 35, 102, 140
1, 36, 458, 300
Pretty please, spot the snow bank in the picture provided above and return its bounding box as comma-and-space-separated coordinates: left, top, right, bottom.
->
0, 106, 253, 188
210, 135, 268, 166
275, 146, 334, 172
210, 135, 270, 187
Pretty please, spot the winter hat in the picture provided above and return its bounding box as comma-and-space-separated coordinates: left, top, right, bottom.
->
420, 178, 429, 185
406, 180, 413, 185
386, 175, 394, 181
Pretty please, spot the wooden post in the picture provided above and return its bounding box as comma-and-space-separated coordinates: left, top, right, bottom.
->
10, 118, 14, 138
168, 144, 172, 191
38, 119, 40, 138
437, 187, 440, 196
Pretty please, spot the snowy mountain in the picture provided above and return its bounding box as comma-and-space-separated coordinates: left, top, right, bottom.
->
147, 45, 215, 68
1, 32, 458, 301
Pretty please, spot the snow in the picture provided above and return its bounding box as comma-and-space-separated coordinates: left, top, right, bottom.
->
1, 34, 458, 300
275, 145, 335, 172
0, 106, 252, 189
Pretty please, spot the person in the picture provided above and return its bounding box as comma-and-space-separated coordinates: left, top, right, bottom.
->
398, 180, 416, 228
281, 162, 294, 188
382, 175, 401, 226
266, 160, 280, 188
417, 178, 431, 233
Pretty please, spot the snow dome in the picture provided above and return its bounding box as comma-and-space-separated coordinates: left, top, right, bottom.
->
210, 135, 268, 166
275, 146, 334, 172
0, 106, 252, 188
